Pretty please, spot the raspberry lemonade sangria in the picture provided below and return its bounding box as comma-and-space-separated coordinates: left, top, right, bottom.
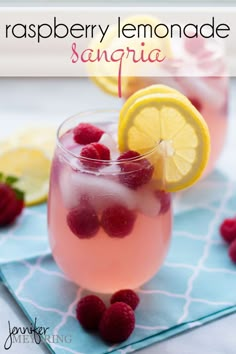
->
48, 85, 210, 293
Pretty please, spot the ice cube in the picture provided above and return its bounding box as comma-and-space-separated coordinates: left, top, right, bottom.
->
99, 133, 118, 156
100, 163, 120, 175
59, 166, 80, 209
136, 186, 161, 217
59, 168, 138, 212
70, 157, 81, 171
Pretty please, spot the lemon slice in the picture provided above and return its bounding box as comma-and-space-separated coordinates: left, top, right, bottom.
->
118, 90, 210, 192
89, 15, 172, 96
9, 125, 56, 158
0, 140, 12, 153
119, 84, 185, 127
0, 147, 51, 206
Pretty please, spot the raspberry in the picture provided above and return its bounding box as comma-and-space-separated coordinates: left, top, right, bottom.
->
81, 143, 100, 160
117, 150, 140, 161
188, 97, 202, 112
101, 204, 136, 238
91, 143, 110, 160
220, 218, 236, 244
111, 289, 140, 310
99, 302, 135, 343
155, 190, 171, 214
118, 151, 154, 189
67, 203, 99, 239
80, 143, 110, 168
73, 123, 104, 145
229, 239, 236, 263
76, 295, 106, 330
0, 182, 24, 227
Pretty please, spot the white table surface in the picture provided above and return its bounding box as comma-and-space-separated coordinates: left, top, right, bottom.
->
0, 78, 235, 354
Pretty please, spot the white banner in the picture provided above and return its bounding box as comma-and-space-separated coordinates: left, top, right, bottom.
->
0, 7, 235, 78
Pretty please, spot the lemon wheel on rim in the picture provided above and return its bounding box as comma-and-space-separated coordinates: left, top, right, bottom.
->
118, 87, 211, 192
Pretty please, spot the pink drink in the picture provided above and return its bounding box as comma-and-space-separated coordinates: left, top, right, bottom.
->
48, 111, 172, 293
124, 38, 228, 176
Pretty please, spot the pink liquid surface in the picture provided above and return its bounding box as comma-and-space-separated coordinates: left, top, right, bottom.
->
48, 120, 172, 293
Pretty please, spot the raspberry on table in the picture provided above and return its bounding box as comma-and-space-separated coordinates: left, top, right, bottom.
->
67, 203, 100, 239
228, 239, 236, 263
101, 204, 136, 238
0, 182, 24, 227
118, 150, 154, 189
220, 218, 236, 244
73, 123, 104, 145
99, 302, 135, 343
80, 143, 110, 168
110, 289, 140, 310
76, 295, 106, 330
155, 190, 171, 214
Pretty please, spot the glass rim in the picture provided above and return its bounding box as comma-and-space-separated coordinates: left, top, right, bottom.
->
56, 109, 161, 165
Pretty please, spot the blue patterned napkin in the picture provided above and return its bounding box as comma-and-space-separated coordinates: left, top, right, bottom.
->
0, 204, 50, 264
0, 175, 236, 354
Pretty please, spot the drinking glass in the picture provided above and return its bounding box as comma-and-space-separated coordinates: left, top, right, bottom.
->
48, 111, 172, 293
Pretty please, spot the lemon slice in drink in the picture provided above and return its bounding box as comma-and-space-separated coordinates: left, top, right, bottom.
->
89, 15, 172, 96
0, 147, 51, 206
118, 89, 210, 192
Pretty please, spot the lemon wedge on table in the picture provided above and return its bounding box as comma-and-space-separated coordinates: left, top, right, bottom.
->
9, 125, 57, 159
89, 15, 172, 96
118, 86, 210, 192
0, 147, 51, 206
0, 140, 12, 153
